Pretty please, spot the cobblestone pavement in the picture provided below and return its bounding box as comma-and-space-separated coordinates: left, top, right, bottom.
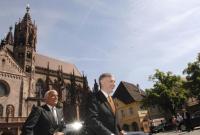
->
155, 127, 200, 135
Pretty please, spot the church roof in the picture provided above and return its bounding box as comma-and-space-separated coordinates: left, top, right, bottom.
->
113, 81, 145, 104
35, 54, 81, 76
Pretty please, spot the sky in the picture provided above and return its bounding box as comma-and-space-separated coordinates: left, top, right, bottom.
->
1, 0, 200, 90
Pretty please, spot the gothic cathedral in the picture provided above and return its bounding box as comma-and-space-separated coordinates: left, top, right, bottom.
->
0, 6, 90, 135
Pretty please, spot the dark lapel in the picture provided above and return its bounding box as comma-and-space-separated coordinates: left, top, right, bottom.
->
42, 104, 57, 126
97, 91, 115, 116
56, 108, 62, 124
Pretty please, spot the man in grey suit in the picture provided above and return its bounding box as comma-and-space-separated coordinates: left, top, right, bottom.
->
86, 73, 124, 135
21, 90, 65, 135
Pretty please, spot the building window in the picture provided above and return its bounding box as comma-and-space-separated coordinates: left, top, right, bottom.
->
6, 104, 14, 117
36, 79, 45, 98
25, 65, 31, 73
0, 104, 3, 117
121, 110, 125, 118
0, 80, 10, 97
27, 51, 32, 59
129, 107, 133, 115
2, 59, 5, 64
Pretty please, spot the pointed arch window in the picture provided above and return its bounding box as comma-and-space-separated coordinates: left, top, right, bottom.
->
0, 80, 10, 97
129, 107, 133, 115
36, 79, 45, 98
6, 104, 14, 117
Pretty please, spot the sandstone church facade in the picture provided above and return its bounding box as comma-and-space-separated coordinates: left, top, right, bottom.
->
0, 6, 90, 134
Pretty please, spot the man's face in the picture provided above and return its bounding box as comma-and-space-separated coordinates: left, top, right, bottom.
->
101, 76, 116, 94
46, 91, 58, 106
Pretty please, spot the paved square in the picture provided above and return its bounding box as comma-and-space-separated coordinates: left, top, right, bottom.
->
156, 128, 200, 135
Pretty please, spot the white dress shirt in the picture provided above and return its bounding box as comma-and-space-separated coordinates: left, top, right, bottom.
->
47, 104, 58, 124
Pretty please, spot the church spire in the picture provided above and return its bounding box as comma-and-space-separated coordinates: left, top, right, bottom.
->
26, 4, 30, 12
22, 4, 32, 24
0, 26, 13, 47
5, 26, 14, 45
0, 33, 6, 47
93, 79, 99, 93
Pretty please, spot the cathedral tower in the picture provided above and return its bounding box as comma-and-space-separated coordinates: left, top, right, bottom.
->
13, 5, 37, 75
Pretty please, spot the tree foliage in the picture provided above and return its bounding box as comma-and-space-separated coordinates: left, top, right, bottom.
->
143, 70, 187, 115
183, 54, 200, 99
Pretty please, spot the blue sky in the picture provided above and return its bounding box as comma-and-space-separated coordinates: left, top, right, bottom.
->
1, 0, 200, 90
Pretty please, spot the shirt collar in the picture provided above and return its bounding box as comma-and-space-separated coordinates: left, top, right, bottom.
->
101, 89, 111, 98
47, 104, 55, 110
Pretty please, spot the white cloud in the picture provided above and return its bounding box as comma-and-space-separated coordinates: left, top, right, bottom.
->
150, 6, 200, 32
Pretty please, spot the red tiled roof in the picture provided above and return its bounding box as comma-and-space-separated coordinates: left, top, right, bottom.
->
35, 53, 81, 76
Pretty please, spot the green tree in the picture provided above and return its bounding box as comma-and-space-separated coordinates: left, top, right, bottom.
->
183, 54, 200, 99
143, 70, 187, 115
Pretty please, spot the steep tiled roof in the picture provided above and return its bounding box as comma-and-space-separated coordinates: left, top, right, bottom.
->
35, 54, 81, 76
113, 81, 145, 104
121, 81, 145, 101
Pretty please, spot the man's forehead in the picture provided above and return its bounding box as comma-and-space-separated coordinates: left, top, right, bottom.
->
49, 91, 58, 95
110, 76, 115, 80
103, 76, 115, 80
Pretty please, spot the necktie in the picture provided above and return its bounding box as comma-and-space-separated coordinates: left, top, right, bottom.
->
52, 107, 58, 124
107, 96, 116, 114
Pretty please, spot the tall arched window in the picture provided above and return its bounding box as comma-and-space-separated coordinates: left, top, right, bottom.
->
0, 80, 10, 97
0, 104, 3, 117
36, 79, 45, 98
6, 104, 14, 117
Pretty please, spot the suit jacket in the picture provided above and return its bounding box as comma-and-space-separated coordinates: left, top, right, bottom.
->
21, 104, 65, 135
86, 91, 120, 135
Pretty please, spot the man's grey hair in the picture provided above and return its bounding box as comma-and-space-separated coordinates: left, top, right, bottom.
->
44, 89, 58, 100
99, 73, 113, 88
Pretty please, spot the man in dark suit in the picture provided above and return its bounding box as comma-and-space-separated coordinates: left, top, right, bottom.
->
21, 90, 65, 135
86, 73, 124, 135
